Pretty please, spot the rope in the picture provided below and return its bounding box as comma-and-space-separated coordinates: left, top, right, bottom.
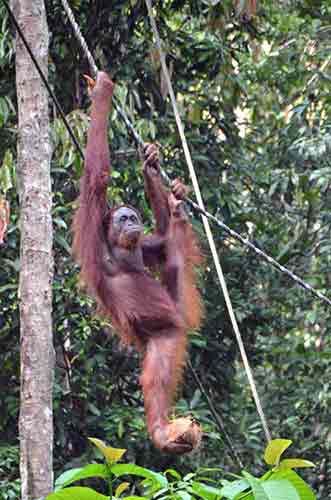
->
144, 0, 272, 443
1, 0, 85, 160
61, 0, 98, 76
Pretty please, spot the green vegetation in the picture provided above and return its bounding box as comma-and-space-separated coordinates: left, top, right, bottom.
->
45, 439, 316, 500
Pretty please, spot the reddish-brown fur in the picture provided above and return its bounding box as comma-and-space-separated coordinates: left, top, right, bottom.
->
72, 72, 203, 454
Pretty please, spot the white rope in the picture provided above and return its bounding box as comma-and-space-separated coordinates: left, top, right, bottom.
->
145, 0, 272, 443
61, 0, 98, 76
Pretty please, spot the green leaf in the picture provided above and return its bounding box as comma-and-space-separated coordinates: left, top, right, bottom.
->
88, 403, 101, 416
188, 103, 201, 124
111, 170, 121, 179
219, 479, 249, 499
0, 150, 13, 193
45, 486, 108, 499
241, 472, 268, 500
191, 481, 222, 500
111, 464, 168, 489
278, 459, 315, 470
53, 217, 68, 230
149, 121, 156, 140
88, 437, 126, 465
262, 479, 300, 500
54, 234, 71, 254
264, 439, 292, 466
270, 470, 316, 500
54, 468, 83, 491
55, 464, 108, 491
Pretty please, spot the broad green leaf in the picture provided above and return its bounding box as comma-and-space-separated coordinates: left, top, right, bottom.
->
111, 464, 168, 489
264, 439, 292, 466
55, 464, 108, 491
220, 479, 249, 499
115, 481, 130, 497
270, 470, 316, 500
262, 479, 299, 500
191, 481, 222, 500
278, 459, 315, 470
242, 472, 268, 500
88, 438, 126, 464
45, 486, 108, 499
55, 468, 83, 491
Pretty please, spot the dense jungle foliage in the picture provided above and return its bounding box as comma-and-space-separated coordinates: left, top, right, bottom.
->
0, 0, 331, 498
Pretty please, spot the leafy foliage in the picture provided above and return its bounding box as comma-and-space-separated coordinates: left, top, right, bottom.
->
45, 439, 316, 500
0, 445, 20, 499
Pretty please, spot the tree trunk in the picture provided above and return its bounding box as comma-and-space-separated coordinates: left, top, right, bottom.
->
15, 1, 54, 498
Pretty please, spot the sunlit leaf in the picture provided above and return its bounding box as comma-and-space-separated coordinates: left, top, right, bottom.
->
115, 481, 130, 497
270, 469, 316, 500
264, 439, 292, 466
88, 438, 126, 465
279, 459, 315, 470
262, 479, 300, 500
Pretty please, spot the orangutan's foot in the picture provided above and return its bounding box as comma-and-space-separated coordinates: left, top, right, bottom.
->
152, 417, 202, 454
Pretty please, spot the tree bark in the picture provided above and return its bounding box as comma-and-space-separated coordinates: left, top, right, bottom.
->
14, 1, 54, 498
